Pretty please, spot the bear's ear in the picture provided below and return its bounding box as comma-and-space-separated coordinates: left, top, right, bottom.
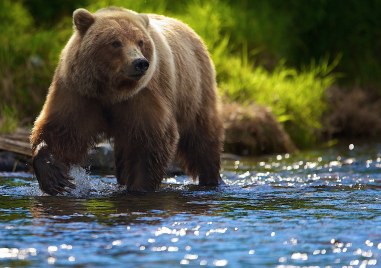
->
73, 8, 95, 34
139, 14, 149, 28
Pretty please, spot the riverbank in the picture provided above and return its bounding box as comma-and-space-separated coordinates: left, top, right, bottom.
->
3, 87, 381, 173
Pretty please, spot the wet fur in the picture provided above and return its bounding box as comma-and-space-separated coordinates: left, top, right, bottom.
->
31, 7, 224, 195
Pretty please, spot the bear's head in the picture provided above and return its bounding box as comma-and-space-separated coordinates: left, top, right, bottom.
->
67, 7, 156, 102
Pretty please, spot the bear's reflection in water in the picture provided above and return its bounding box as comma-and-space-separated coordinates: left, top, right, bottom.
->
30, 188, 220, 226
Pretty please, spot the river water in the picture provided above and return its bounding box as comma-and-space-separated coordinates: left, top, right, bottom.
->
0, 143, 381, 267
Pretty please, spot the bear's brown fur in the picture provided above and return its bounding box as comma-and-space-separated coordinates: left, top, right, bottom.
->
30, 7, 224, 195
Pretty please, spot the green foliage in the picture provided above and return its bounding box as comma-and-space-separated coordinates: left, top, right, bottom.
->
0, 0, 73, 133
86, 0, 169, 14
4, 0, 370, 147
214, 41, 337, 147
172, 1, 337, 147
0, 105, 18, 133
0, 0, 62, 130
21, 0, 89, 26
225, 0, 381, 87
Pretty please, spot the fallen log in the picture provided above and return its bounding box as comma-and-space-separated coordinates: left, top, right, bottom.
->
0, 128, 31, 156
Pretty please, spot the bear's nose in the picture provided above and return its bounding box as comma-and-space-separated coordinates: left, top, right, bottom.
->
133, 58, 149, 73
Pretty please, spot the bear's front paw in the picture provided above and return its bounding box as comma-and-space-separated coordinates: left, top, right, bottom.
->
33, 148, 76, 195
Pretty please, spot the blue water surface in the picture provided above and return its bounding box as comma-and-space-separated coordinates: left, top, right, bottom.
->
0, 143, 381, 267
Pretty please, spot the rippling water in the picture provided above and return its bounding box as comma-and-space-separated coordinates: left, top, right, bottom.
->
1, 143, 381, 267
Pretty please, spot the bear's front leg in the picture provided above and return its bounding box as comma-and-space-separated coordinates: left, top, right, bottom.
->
31, 88, 105, 195
32, 144, 75, 195
114, 121, 179, 192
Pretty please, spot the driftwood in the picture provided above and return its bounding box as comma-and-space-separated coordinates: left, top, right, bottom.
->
0, 128, 32, 156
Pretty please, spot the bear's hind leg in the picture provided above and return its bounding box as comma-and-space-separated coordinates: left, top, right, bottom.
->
177, 115, 224, 186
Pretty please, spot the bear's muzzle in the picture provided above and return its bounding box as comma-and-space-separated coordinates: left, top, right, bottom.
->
127, 58, 149, 80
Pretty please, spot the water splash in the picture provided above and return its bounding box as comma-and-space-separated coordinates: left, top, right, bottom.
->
67, 166, 93, 197
66, 165, 123, 198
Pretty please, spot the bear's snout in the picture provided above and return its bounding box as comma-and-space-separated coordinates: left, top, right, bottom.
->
133, 58, 149, 73
125, 58, 149, 81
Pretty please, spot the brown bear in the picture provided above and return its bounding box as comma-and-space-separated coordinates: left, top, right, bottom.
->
30, 7, 224, 195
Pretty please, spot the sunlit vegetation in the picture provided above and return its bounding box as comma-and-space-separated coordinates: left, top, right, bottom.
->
1, 0, 380, 147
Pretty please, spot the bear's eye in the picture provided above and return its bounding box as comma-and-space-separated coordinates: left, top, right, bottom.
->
138, 40, 144, 48
111, 40, 122, 48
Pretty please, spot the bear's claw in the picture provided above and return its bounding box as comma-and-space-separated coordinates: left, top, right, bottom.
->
33, 147, 76, 196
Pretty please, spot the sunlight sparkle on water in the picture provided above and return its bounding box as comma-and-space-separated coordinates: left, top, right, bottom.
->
47, 257, 56, 264
0, 248, 37, 259
60, 244, 72, 250
1, 143, 381, 266
47, 246, 58, 252
184, 254, 198, 260
291, 252, 308, 261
